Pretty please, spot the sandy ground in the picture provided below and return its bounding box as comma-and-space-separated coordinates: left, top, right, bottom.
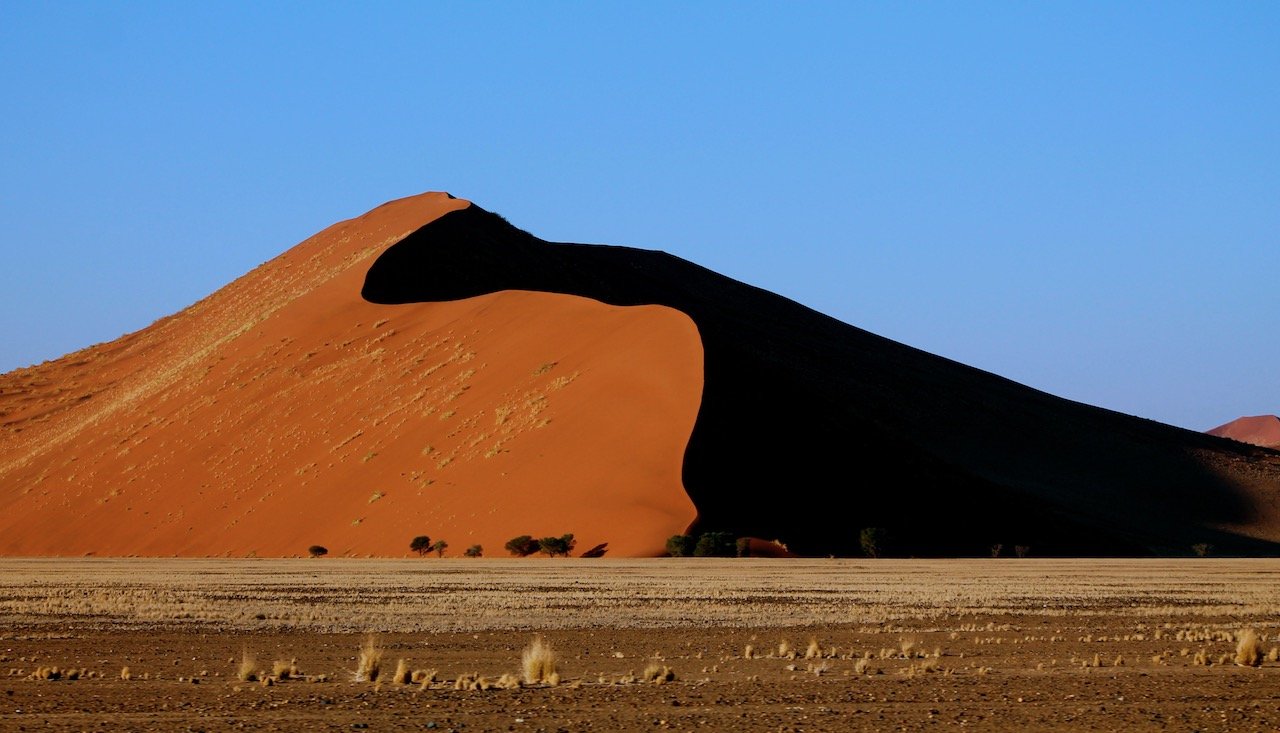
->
2, 558, 1280, 731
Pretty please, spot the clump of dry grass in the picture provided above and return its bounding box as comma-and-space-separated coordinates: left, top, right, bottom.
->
30, 666, 62, 681
495, 672, 521, 689
271, 659, 299, 680
391, 658, 411, 685
411, 668, 437, 685
455, 672, 499, 691
120, 666, 131, 680
355, 636, 383, 682
521, 636, 559, 685
853, 658, 873, 675
1235, 628, 1263, 667
777, 640, 795, 659
804, 638, 821, 659
237, 650, 258, 682
743, 644, 755, 659
642, 664, 676, 684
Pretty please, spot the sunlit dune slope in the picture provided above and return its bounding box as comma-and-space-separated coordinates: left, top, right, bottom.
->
0, 193, 701, 557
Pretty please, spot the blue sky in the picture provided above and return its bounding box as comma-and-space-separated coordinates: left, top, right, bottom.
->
1, 2, 1276, 431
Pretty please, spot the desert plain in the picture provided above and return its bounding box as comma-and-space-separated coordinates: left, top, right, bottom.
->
2, 558, 1279, 732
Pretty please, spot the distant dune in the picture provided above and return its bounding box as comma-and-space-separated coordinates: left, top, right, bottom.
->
2, 193, 1278, 557
1207, 415, 1280, 449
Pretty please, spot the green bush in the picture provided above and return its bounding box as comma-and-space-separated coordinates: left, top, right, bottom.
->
665, 535, 696, 557
505, 535, 540, 557
431, 539, 448, 557
538, 534, 576, 557
859, 527, 888, 558
410, 535, 432, 557
464, 544, 483, 558
693, 532, 736, 557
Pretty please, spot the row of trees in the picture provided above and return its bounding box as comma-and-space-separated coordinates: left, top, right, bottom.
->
504, 534, 577, 557
666, 532, 749, 557
410, 536, 482, 558
306, 530, 1046, 559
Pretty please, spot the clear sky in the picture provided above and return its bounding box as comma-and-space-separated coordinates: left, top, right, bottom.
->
1, 2, 1276, 431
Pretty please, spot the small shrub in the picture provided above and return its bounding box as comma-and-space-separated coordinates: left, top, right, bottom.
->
1192, 542, 1214, 557
431, 539, 448, 558
642, 664, 675, 684
505, 535, 540, 557
859, 528, 889, 558
392, 658, 411, 684
410, 535, 432, 557
804, 638, 821, 659
990, 544, 1003, 558
237, 650, 258, 682
1236, 629, 1263, 667
693, 532, 736, 557
272, 659, 299, 680
307, 545, 328, 558
1014, 545, 1031, 558
521, 636, 559, 685
735, 537, 752, 558
355, 636, 383, 682
464, 544, 483, 558
538, 534, 576, 557
666, 535, 696, 557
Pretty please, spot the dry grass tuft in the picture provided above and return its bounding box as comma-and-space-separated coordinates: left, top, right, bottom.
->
271, 659, 298, 680
391, 658, 411, 685
642, 664, 676, 684
778, 640, 794, 659
411, 668, 437, 685
521, 636, 559, 685
743, 644, 755, 659
496, 672, 521, 689
1235, 628, 1263, 667
804, 638, 821, 659
454, 672, 478, 690
853, 658, 873, 675
355, 635, 383, 682
237, 650, 258, 682
120, 666, 131, 681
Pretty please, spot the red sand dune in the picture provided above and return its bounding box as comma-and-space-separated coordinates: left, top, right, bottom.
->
1207, 415, 1280, 449
0, 193, 701, 557
4, 191, 1280, 558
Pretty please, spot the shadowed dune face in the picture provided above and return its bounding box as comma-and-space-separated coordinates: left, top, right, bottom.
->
1208, 416, 1280, 449
364, 206, 1280, 556
0, 193, 701, 557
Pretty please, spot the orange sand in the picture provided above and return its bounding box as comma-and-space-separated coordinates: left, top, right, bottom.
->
0, 193, 702, 557
1207, 415, 1280, 449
